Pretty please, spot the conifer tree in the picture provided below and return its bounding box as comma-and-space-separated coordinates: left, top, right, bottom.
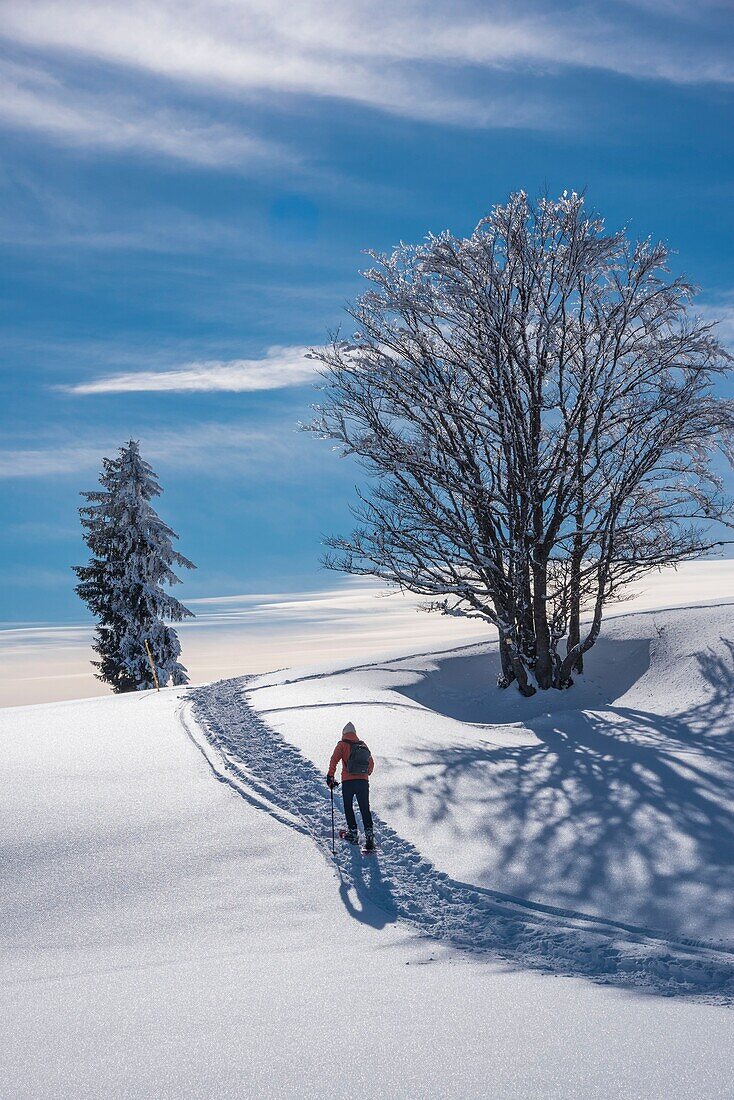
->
74, 441, 195, 692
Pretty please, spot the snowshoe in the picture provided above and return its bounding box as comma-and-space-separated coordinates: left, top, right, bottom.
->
339, 828, 359, 844
363, 831, 376, 854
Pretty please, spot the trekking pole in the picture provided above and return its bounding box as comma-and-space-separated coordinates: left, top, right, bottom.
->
330, 785, 336, 855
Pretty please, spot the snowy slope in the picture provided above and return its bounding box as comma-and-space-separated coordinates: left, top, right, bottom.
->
2, 602, 734, 1097
244, 602, 734, 948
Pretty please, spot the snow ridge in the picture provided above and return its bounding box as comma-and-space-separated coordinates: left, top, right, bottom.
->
187, 677, 734, 1002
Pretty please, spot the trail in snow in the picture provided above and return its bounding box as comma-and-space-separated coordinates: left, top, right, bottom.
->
187, 677, 734, 1002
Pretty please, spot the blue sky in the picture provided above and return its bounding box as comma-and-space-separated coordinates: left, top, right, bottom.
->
2, 0, 734, 628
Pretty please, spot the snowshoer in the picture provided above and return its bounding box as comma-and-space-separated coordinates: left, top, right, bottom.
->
327, 721, 375, 851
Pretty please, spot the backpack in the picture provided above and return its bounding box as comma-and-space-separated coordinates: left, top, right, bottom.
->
345, 739, 371, 775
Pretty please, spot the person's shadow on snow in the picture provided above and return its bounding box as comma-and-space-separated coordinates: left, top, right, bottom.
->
336, 846, 398, 930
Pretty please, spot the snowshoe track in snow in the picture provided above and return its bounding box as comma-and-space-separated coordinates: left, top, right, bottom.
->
185, 677, 734, 1002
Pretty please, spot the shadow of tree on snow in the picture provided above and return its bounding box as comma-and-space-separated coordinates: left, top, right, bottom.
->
399, 639, 734, 942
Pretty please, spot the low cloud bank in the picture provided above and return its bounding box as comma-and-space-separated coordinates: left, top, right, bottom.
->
3, 562, 734, 707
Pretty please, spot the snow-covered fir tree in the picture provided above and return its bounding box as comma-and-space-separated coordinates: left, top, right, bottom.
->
74, 441, 195, 692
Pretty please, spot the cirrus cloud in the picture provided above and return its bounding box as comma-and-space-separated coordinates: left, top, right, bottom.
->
62, 345, 318, 395
0, 418, 308, 479
1, 0, 732, 117
0, 58, 288, 169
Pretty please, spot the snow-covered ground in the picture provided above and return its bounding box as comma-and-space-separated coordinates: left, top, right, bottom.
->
248, 602, 734, 946
2, 598, 734, 1097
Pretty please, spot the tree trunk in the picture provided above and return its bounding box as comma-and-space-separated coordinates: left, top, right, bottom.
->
509, 537, 536, 667
497, 632, 517, 688
566, 419, 585, 677
496, 602, 535, 694
532, 554, 553, 689
558, 585, 605, 685
509, 642, 536, 696
519, 562, 536, 666
567, 536, 584, 676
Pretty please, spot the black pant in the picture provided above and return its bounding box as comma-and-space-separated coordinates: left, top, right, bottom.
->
342, 779, 373, 833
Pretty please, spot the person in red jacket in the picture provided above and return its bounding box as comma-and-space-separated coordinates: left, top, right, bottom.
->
327, 721, 375, 850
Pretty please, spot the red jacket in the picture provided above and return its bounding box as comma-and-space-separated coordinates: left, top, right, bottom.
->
328, 731, 374, 783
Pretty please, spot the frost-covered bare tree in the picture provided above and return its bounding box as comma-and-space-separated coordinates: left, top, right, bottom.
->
308, 191, 734, 695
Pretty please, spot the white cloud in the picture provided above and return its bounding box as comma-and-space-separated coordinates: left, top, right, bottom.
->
696, 295, 734, 347
2, 0, 727, 168
0, 444, 106, 479
63, 346, 317, 394
0, 3, 535, 128
0, 420, 303, 479
0, 58, 287, 168
0, 0, 730, 136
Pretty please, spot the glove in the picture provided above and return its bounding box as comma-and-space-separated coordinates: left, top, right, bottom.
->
327, 774, 338, 790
